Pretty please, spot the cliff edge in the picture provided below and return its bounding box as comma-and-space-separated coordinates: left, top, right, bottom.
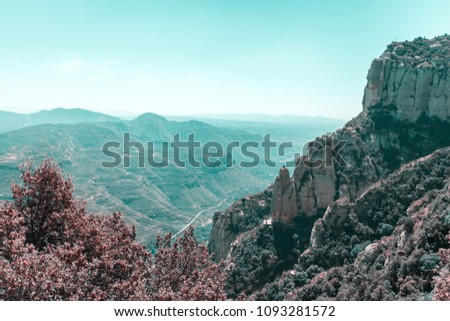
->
208, 35, 450, 299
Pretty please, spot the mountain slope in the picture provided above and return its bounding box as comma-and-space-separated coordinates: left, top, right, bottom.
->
1, 108, 343, 246
0, 118, 268, 244
0, 108, 121, 133
208, 35, 450, 299
256, 147, 450, 300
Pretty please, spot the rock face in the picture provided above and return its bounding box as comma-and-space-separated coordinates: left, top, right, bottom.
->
209, 35, 450, 273
285, 147, 450, 301
269, 123, 382, 224
269, 35, 450, 225
208, 190, 272, 261
270, 166, 298, 223
363, 35, 450, 122
309, 196, 350, 248
292, 156, 337, 217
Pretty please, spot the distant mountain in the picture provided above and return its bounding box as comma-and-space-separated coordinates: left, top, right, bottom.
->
128, 113, 254, 142
167, 113, 345, 126
0, 116, 260, 243
0, 111, 29, 133
0, 108, 121, 133
166, 115, 345, 156
0, 107, 352, 245
0, 108, 339, 245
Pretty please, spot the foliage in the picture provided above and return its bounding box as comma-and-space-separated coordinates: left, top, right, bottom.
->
0, 158, 225, 300
433, 238, 450, 301
249, 149, 450, 301
225, 224, 278, 298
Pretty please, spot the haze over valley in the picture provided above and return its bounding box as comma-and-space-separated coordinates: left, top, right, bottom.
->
0, 109, 343, 243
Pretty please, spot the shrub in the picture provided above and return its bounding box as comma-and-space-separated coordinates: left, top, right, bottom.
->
0, 158, 225, 300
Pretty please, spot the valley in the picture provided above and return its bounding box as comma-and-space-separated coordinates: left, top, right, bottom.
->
0, 109, 343, 244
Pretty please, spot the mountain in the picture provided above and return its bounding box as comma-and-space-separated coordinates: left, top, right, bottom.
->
208, 35, 450, 299
0, 108, 339, 245
255, 147, 450, 300
166, 116, 345, 146
0, 115, 261, 244
0, 108, 121, 133
0, 111, 29, 133
168, 113, 345, 125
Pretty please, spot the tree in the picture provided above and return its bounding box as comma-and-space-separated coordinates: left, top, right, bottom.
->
11, 158, 76, 250
150, 227, 226, 300
433, 243, 450, 300
0, 158, 225, 300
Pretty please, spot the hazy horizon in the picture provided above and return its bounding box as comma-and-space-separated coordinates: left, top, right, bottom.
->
0, 106, 348, 121
1, 0, 450, 119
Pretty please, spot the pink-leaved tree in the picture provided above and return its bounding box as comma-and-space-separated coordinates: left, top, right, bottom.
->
0, 158, 226, 300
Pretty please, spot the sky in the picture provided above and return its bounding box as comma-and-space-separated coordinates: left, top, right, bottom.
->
0, 0, 450, 119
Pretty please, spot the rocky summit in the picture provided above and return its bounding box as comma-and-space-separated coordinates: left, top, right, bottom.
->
363, 35, 450, 122
208, 35, 450, 299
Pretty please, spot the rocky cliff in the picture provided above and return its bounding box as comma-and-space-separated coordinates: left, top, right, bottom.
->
208, 35, 450, 298
363, 35, 450, 122
210, 36, 450, 260
257, 147, 450, 300
267, 35, 450, 226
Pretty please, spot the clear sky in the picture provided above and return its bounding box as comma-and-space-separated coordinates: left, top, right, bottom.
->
1, 0, 449, 119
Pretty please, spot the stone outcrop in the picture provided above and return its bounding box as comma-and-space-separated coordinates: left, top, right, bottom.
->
209, 35, 450, 266
249, 146, 450, 301
208, 190, 272, 261
363, 35, 450, 122
269, 127, 380, 224
269, 35, 450, 225
270, 166, 298, 223
309, 197, 350, 248
292, 156, 337, 217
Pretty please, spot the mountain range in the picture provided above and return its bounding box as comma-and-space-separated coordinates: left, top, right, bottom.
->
0, 107, 343, 245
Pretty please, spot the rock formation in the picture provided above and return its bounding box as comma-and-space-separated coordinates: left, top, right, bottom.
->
208, 190, 272, 261
208, 35, 450, 298
285, 147, 450, 300
270, 166, 298, 223
363, 35, 450, 122
267, 35, 450, 226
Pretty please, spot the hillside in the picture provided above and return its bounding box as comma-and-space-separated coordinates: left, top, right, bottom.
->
0, 110, 340, 244
208, 35, 450, 299
0, 108, 121, 133
0, 116, 263, 244
248, 147, 450, 300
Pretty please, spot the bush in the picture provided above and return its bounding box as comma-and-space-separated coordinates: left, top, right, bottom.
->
0, 158, 225, 300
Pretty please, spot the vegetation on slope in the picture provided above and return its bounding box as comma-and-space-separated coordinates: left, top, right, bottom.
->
0, 158, 225, 300
248, 148, 450, 300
